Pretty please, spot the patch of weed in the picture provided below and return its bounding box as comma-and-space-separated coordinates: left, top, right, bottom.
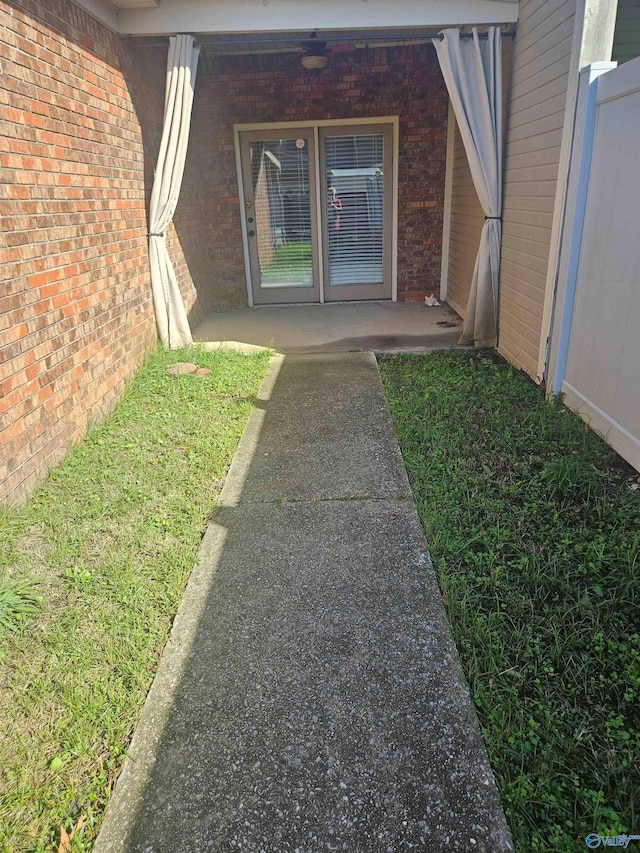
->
0, 346, 270, 851
379, 351, 639, 852
0, 576, 42, 632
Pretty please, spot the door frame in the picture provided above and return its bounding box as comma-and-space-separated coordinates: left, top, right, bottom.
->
234, 117, 399, 307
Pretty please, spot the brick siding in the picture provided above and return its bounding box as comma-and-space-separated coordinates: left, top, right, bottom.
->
0, 4, 448, 503
189, 45, 448, 312
0, 0, 202, 504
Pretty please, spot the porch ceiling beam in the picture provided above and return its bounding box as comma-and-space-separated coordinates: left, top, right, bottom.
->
116, 0, 518, 37
72, 0, 119, 30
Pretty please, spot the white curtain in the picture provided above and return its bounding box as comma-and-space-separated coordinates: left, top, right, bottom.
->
149, 34, 200, 349
434, 27, 502, 347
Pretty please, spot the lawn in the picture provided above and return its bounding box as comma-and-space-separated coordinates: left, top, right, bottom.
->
0, 346, 270, 851
379, 351, 639, 852
261, 241, 313, 283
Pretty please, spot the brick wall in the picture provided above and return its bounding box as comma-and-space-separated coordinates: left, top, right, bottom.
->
0, 0, 202, 504
0, 8, 448, 503
189, 44, 448, 312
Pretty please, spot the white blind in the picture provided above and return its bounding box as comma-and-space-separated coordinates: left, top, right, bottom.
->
325, 134, 384, 286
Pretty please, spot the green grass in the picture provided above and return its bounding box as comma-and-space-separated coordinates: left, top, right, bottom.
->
269, 241, 312, 267
0, 578, 42, 632
0, 345, 270, 852
261, 241, 313, 282
379, 351, 640, 852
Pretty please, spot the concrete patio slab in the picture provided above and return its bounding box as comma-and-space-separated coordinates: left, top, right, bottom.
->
193, 301, 463, 353
95, 353, 512, 853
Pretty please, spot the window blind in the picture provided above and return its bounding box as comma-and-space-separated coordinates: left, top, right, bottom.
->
324, 134, 385, 287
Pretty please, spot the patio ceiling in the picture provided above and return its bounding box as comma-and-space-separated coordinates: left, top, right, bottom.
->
72, 0, 518, 37
128, 26, 516, 55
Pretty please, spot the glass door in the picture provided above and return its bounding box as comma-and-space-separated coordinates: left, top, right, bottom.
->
319, 124, 393, 301
239, 129, 320, 305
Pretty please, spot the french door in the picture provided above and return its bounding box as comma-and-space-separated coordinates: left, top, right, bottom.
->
238, 122, 394, 305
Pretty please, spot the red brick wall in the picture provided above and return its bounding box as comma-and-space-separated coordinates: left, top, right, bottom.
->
0, 0, 202, 504
0, 10, 448, 503
188, 45, 448, 312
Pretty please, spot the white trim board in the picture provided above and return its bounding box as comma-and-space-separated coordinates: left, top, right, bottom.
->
233, 125, 254, 308
537, 0, 621, 383
118, 0, 518, 36
545, 62, 616, 396
70, 0, 119, 30
439, 103, 456, 303
233, 117, 400, 307
313, 125, 325, 304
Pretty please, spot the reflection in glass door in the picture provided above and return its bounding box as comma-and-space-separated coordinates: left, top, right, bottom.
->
239, 130, 320, 305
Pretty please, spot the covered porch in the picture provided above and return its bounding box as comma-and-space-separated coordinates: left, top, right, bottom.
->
97, 0, 517, 348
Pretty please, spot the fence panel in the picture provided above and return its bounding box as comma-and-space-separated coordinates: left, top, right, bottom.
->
557, 58, 640, 470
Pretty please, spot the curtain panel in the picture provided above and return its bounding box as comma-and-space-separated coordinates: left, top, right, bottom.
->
434, 27, 503, 348
148, 34, 200, 349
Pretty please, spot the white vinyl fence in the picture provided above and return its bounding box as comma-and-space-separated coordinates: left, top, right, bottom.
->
548, 58, 640, 472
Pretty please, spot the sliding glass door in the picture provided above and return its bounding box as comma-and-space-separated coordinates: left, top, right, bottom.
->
239, 122, 394, 305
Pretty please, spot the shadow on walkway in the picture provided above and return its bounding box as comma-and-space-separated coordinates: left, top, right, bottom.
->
95, 354, 512, 853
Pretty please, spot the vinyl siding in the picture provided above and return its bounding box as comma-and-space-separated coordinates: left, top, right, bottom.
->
445, 117, 484, 318
612, 0, 640, 65
498, 0, 577, 378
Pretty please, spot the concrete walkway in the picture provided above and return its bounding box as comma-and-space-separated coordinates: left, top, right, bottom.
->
95, 354, 512, 853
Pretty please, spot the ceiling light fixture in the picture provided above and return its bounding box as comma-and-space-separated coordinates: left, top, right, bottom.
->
301, 32, 329, 71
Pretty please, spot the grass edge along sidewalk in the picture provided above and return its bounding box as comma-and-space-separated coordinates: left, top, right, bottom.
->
379, 351, 640, 853
0, 346, 270, 852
